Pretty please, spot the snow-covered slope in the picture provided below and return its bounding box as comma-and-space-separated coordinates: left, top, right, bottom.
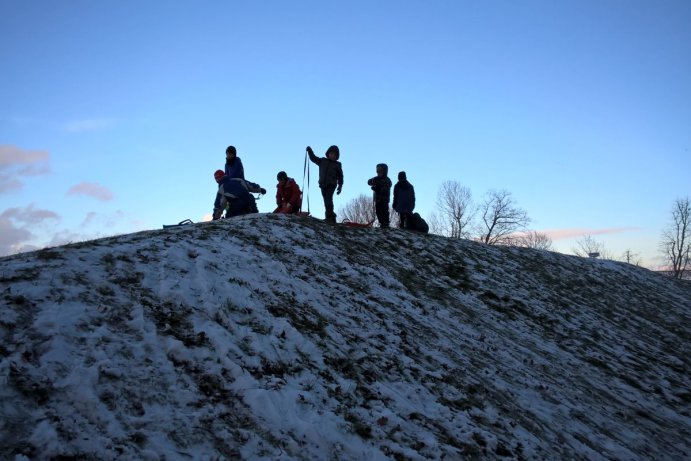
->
1, 214, 689, 460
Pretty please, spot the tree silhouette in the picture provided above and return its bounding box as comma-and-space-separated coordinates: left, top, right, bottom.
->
660, 196, 690, 279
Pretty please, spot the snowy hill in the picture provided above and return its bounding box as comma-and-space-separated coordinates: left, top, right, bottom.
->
1, 213, 689, 461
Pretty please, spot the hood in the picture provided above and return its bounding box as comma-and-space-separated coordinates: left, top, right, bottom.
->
326, 145, 340, 160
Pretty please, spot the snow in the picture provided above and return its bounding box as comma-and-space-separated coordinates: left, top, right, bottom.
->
1, 213, 690, 460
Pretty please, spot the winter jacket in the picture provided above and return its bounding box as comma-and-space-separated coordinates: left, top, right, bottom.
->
275, 178, 302, 211
308, 148, 343, 189
393, 179, 415, 214
213, 176, 262, 219
225, 157, 245, 180
367, 164, 391, 204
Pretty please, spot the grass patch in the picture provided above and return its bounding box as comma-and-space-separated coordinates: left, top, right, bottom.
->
35, 249, 62, 261
267, 302, 327, 336
345, 411, 372, 439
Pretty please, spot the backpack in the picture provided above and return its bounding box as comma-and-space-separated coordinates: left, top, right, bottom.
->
405, 212, 429, 233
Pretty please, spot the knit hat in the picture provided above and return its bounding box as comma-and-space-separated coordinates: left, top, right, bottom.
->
214, 169, 225, 181
277, 171, 288, 181
225, 145, 236, 156
398, 171, 407, 181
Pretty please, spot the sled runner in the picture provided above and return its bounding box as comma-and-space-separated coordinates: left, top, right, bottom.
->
341, 218, 375, 228
162, 219, 193, 229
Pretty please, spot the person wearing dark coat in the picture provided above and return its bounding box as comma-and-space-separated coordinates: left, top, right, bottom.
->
392, 171, 416, 228
224, 145, 245, 179
367, 163, 392, 228
212, 170, 265, 220
306, 145, 343, 223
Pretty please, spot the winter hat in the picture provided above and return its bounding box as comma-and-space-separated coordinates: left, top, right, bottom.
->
225, 145, 236, 156
398, 171, 407, 181
325, 145, 340, 160
214, 169, 225, 181
277, 171, 288, 181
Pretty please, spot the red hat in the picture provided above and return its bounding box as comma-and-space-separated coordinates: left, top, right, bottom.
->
213, 170, 225, 181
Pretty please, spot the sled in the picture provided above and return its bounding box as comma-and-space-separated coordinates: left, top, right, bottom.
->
341, 219, 375, 228
162, 219, 194, 229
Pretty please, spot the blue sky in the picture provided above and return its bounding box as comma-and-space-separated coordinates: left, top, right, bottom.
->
1, 0, 689, 266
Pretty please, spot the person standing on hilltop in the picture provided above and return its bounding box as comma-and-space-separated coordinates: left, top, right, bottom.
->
306, 145, 343, 223
367, 163, 392, 228
224, 145, 245, 179
392, 171, 416, 229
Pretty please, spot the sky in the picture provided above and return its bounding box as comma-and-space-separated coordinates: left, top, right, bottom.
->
1, 0, 690, 266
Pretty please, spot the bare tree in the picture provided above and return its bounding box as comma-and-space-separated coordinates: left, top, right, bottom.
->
515, 231, 553, 250
620, 249, 641, 266
339, 194, 375, 225
435, 180, 474, 238
572, 235, 612, 259
338, 194, 398, 227
660, 196, 691, 279
428, 212, 445, 235
477, 189, 530, 245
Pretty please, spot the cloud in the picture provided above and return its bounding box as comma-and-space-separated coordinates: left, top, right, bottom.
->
0, 177, 23, 194
0, 207, 145, 257
2, 204, 60, 225
0, 218, 33, 249
80, 210, 144, 233
81, 212, 98, 228
18, 163, 51, 177
541, 227, 641, 241
67, 182, 114, 201
0, 204, 60, 256
105, 210, 125, 227
0, 145, 50, 194
47, 230, 95, 248
0, 145, 49, 167
62, 118, 116, 133
10, 115, 117, 133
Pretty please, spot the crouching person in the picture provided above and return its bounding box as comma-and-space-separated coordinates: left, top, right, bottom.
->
274, 171, 302, 214
212, 169, 266, 220
404, 212, 429, 233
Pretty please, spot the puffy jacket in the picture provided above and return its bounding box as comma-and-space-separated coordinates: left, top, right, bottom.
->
213, 176, 262, 219
225, 157, 245, 179
276, 178, 302, 210
367, 164, 391, 204
393, 180, 415, 213
308, 147, 343, 188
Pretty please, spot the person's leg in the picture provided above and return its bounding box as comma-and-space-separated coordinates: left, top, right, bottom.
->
225, 200, 242, 217
248, 196, 258, 213
376, 202, 389, 228
322, 185, 336, 222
